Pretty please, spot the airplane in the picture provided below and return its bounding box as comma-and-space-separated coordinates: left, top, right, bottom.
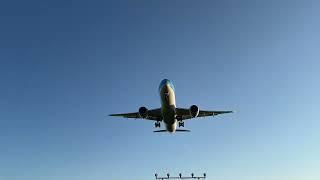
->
110, 79, 233, 133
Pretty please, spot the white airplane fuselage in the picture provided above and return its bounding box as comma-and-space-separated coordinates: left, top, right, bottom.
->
159, 79, 177, 133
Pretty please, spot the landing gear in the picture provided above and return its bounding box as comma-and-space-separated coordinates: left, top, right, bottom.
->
155, 121, 161, 128
176, 116, 184, 127
178, 121, 184, 127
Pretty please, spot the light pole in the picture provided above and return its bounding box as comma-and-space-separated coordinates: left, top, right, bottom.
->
154, 173, 206, 179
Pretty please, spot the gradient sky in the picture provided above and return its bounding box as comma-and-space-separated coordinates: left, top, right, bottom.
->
1, 1, 320, 180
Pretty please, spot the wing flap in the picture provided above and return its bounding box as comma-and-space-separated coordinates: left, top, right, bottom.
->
110, 112, 140, 118
176, 108, 233, 120
109, 108, 162, 121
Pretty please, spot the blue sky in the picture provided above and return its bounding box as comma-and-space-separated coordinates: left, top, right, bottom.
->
1, 1, 320, 180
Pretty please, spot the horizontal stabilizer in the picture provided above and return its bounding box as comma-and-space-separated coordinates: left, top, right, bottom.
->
153, 129, 191, 133
175, 129, 191, 132
153, 130, 167, 133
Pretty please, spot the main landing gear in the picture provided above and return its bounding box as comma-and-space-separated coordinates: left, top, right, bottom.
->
178, 121, 184, 127
155, 121, 161, 128
176, 115, 184, 127
155, 121, 184, 128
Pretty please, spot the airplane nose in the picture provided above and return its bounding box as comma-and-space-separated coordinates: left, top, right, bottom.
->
163, 84, 169, 91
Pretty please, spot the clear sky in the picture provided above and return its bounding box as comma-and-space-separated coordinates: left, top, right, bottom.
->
1, 1, 320, 180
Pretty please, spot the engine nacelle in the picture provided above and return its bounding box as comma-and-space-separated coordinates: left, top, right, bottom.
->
138, 106, 148, 118
189, 105, 200, 118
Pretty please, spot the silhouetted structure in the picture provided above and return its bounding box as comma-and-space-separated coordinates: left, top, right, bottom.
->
155, 173, 206, 180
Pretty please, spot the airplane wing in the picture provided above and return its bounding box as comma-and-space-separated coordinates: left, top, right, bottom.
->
109, 108, 162, 121
176, 108, 233, 120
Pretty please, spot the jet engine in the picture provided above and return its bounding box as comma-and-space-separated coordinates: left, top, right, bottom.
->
138, 106, 148, 118
189, 105, 199, 117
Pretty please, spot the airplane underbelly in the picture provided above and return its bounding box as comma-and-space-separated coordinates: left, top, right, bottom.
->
159, 83, 177, 132
162, 105, 176, 124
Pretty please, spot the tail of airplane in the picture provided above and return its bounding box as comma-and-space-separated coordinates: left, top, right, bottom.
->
153, 129, 191, 133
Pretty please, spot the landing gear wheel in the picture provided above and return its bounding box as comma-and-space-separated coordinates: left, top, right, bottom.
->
178, 121, 184, 127
155, 122, 161, 128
